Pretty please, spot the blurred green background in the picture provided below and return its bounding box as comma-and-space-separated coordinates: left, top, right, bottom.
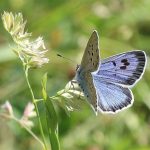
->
0, 0, 150, 150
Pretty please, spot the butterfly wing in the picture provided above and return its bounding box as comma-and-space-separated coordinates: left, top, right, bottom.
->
95, 51, 146, 87
76, 72, 98, 111
80, 30, 100, 72
92, 75, 133, 113
76, 31, 100, 112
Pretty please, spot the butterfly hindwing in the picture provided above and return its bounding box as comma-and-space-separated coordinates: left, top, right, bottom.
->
96, 51, 146, 87
92, 74, 133, 113
77, 71, 98, 111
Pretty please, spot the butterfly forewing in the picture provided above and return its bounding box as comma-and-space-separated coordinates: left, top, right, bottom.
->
76, 31, 100, 112
80, 30, 100, 72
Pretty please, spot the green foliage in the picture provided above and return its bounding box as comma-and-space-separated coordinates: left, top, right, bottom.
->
0, 0, 150, 150
42, 73, 60, 150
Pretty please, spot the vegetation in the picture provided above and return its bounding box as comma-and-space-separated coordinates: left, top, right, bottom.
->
0, 0, 150, 150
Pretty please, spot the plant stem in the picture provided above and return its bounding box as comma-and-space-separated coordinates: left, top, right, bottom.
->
0, 114, 45, 149
21, 122, 45, 149
24, 66, 48, 150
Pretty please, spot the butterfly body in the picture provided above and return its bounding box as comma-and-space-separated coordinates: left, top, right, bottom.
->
75, 30, 146, 114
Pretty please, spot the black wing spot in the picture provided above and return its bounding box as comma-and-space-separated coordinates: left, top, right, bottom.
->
124, 62, 130, 66
93, 63, 95, 66
112, 61, 116, 66
121, 59, 128, 63
92, 52, 93, 56
120, 66, 126, 70
121, 59, 130, 67
88, 51, 90, 55
90, 58, 92, 62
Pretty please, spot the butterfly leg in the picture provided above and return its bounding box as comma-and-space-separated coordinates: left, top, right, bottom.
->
70, 79, 78, 90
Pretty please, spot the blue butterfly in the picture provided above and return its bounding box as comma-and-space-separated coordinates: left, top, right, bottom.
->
75, 30, 147, 114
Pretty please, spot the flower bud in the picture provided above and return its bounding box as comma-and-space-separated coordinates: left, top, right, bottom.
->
1, 101, 14, 117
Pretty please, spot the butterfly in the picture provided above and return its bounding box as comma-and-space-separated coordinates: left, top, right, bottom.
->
75, 30, 147, 114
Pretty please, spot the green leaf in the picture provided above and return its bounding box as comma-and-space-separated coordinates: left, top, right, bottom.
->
41, 73, 60, 150
45, 98, 60, 150
48, 130, 60, 150
45, 98, 58, 131
41, 73, 48, 100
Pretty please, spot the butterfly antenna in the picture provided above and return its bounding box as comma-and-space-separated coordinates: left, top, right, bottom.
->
57, 53, 77, 64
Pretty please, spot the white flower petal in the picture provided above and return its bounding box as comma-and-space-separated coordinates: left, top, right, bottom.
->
2, 12, 49, 68
1, 101, 14, 116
